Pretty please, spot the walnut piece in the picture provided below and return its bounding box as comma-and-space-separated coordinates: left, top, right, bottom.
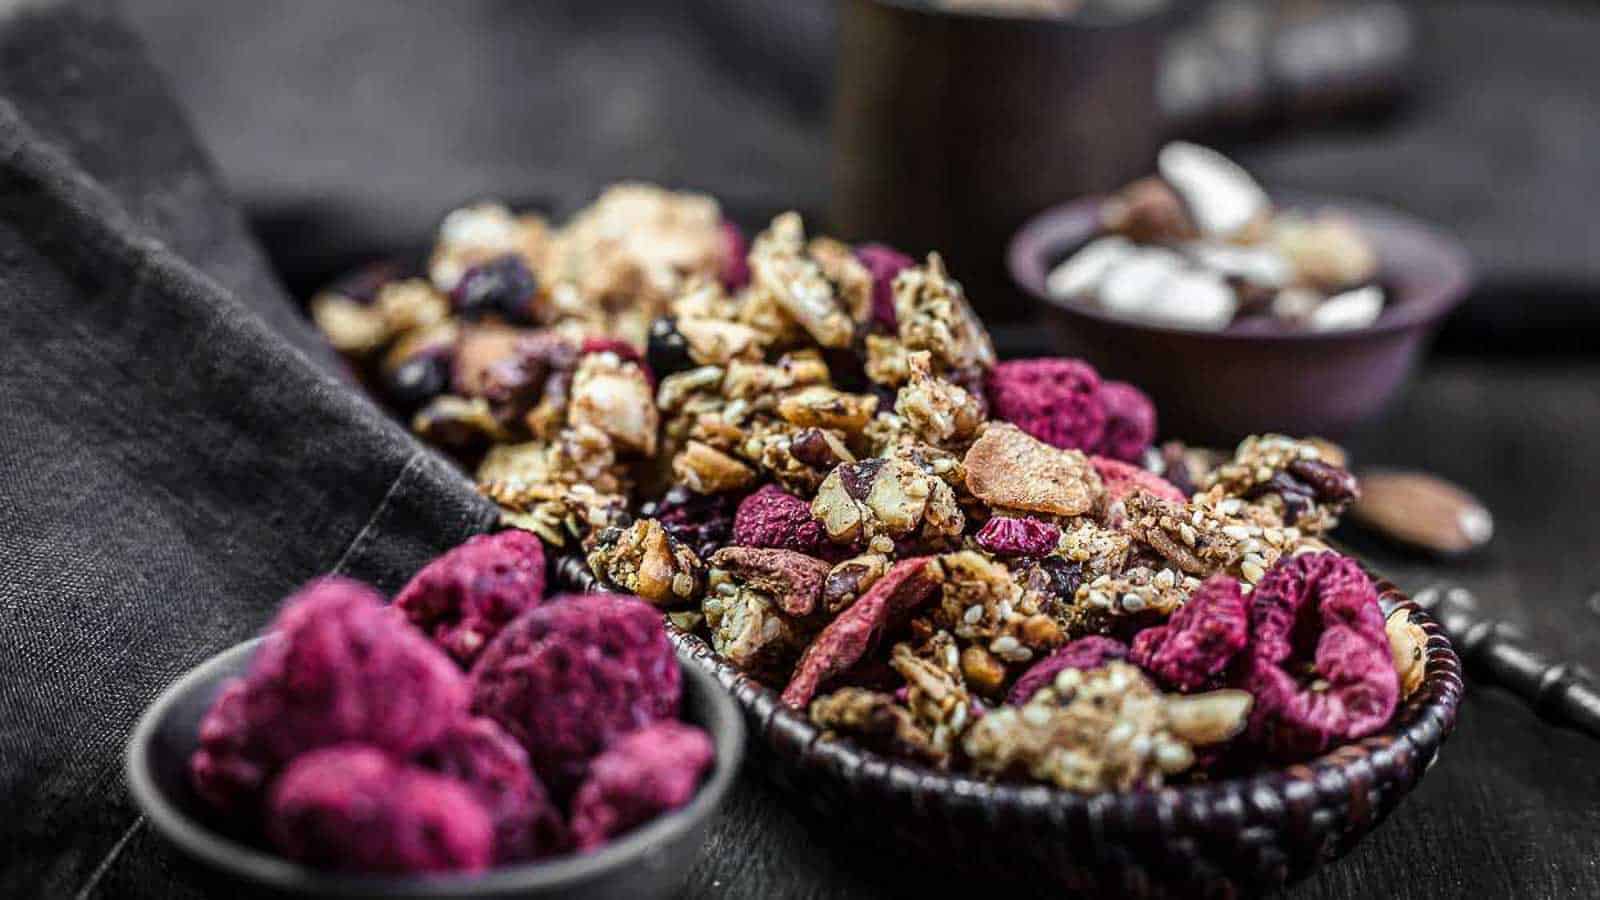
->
821, 553, 891, 615
568, 351, 659, 456
964, 423, 1103, 517
811, 457, 965, 547
672, 441, 756, 494
749, 213, 853, 348
895, 351, 985, 450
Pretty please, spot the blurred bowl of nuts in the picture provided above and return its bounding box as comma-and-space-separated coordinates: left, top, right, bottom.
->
1008, 142, 1473, 442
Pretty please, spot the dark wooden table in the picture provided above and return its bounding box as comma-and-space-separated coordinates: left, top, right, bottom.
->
676, 355, 1600, 899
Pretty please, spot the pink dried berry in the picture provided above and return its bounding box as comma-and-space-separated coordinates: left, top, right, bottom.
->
469, 593, 680, 797
267, 745, 494, 874
984, 358, 1107, 452
1130, 575, 1249, 692
720, 221, 751, 291
1093, 455, 1187, 527
733, 484, 829, 556
395, 530, 548, 666
1240, 552, 1399, 760
1096, 381, 1157, 462
189, 577, 468, 815
416, 717, 566, 863
974, 516, 1061, 557
1007, 636, 1129, 705
568, 721, 715, 851
855, 243, 913, 331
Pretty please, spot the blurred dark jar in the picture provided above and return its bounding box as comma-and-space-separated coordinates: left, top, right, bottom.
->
831, 0, 1182, 322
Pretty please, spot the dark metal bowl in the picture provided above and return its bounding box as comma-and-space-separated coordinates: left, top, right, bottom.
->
1007, 194, 1473, 442
126, 638, 744, 899
670, 574, 1461, 897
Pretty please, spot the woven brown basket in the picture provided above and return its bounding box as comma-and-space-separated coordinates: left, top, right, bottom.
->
666, 574, 1462, 897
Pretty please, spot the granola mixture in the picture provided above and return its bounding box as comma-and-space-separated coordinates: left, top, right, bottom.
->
310, 192, 1417, 795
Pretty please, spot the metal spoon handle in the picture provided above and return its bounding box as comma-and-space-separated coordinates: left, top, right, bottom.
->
1415, 585, 1600, 739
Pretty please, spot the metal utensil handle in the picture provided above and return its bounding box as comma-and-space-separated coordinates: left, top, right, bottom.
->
1415, 585, 1600, 739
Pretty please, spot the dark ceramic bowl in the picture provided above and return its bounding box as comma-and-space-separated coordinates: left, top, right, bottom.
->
1007, 194, 1473, 442
669, 574, 1461, 897
126, 638, 743, 899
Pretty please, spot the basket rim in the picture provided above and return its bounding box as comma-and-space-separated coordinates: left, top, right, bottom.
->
668, 569, 1463, 811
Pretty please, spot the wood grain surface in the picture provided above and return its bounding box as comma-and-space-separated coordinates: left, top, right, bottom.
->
674, 357, 1600, 899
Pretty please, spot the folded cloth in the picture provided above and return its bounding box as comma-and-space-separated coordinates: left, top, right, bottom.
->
0, 2, 495, 896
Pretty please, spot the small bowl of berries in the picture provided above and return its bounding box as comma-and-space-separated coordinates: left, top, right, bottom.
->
1008, 142, 1473, 441
125, 538, 743, 899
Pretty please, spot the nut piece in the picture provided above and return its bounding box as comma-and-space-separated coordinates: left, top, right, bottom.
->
701, 566, 812, 681
895, 351, 986, 449
585, 519, 704, 608
821, 553, 891, 616
568, 351, 659, 456
1202, 434, 1359, 534
889, 631, 973, 760
963, 423, 1103, 517
1386, 608, 1428, 699
892, 252, 996, 375
749, 213, 854, 348
811, 457, 965, 545
810, 688, 943, 765
1349, 470, 1493, 557
672, 441, 756, 494
777, 386, 879, 435
707, 547, 832, 618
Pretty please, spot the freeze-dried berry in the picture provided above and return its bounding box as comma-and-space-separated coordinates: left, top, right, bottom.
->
267, 745, 493, 874
189, 679, 268, 815
1007, 636, 1129, 705
395, 530, 548, 666
568, 720, 715, 851
732, 483, 829, 556
639, 485, 742, 559
855, 243, 913, 332
781, 557, 941, 708
1092, 456, 1186, 506
984, 358, 1107, 452
1096, 381, 1157, 462
189, 577, 467, 811
452, 254, 539, 323
720, 220, 751, 291
1130, 575, 1249, 692
415, 717, 566, 863
974, 516, 1061, 558
469, 593, 680, 797
1240, 552, 1398, 760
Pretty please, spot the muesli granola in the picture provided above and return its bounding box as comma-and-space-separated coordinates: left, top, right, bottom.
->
310, 190, 1417, 795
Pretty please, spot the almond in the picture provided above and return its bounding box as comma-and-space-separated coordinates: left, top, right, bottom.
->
1349, 470, 1493, 556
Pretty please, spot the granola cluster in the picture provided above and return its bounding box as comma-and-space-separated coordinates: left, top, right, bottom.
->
310, 191, 1420, 795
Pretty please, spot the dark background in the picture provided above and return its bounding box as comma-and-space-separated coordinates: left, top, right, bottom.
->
1, 2, 1596, 898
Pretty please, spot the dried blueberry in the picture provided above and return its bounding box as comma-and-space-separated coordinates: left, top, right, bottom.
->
385, 354, 450, 413
646, 316, 694, 381
452, 255, 538, 324
640, 486, 742, 559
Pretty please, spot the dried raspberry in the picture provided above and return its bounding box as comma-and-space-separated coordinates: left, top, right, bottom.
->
416, 717, 567, 863
469, 593, 680, 797
720, 220, 751, 291
781, 558, 941, 708
1096, 381, 1157, 462
1240, 552, 1399, 760
855, 243, 913, 331
1007, 636, 1129, 705
395, 530, 548, 666
973, 516, 1061, 557
1130, 575, 1249, 692
984, 358, 1107, 452
189, 679, 268, 815
641, 486, 744, 559
267, 745, 493, 874
733, 483, 829, 556
189, 577, 468, 815
568, 721, 715, 851
580, 337, 655, 387
1092, 456, 1186, 505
